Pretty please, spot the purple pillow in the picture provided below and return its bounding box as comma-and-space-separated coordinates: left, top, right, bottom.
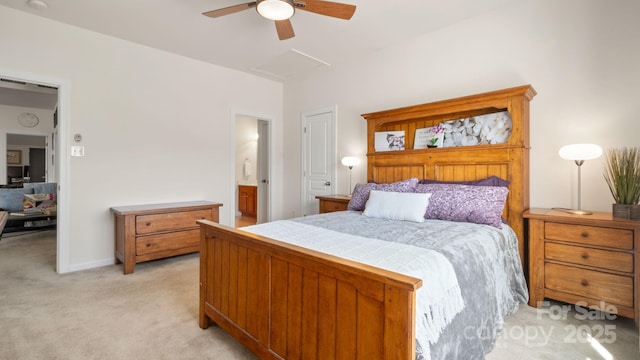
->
348, 178, 418, 211
414, 183, 508, 228
419, 175, 510, 187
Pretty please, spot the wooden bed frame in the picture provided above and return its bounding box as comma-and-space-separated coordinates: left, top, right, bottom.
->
198, 85, 536, 359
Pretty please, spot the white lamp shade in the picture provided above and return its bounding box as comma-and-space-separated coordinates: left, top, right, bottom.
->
256, 0, 294, 20
341, 156, 361, 167
558, 144, 603, 161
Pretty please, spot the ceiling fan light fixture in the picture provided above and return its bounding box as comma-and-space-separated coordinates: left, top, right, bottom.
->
256, 0, 294, 21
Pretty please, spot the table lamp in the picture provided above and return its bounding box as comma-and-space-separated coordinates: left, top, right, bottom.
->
557, 143, 603, 215
341, 156, 360, 196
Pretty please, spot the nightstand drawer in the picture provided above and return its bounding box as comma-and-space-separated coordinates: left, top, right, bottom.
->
319, 200, 349, 213
545, 243, 633, 273
545, 263, 633, 308
545, 222, 633, 250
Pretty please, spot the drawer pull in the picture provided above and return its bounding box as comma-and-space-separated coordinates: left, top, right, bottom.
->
146, 243, 152, 248
146, 222, 152, 226
580, 232, 589, 238
580, 279, 589, 287
581, 253, 589, 260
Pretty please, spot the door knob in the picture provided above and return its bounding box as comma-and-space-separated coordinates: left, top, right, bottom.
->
325, 181, 331, 186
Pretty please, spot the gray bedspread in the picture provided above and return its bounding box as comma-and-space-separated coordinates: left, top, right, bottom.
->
292, 210, 528, 360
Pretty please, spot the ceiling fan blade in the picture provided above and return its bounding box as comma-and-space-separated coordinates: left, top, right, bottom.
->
296, 0, 356, 20
202, 2, 257, 18
275, 19, 295, 40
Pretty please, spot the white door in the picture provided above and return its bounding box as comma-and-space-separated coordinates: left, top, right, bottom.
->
301, 106, 336, 216
256, 119, 269, 224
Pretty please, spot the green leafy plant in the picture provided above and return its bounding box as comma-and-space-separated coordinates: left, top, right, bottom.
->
603, 147, 640, 204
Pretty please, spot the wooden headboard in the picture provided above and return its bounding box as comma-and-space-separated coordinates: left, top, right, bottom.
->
361, 85, 536, 267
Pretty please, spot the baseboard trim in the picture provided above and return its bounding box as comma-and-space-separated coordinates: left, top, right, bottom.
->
68, 258, 114, 273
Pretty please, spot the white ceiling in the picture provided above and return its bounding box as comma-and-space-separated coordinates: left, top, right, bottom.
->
0, 0, 518, 81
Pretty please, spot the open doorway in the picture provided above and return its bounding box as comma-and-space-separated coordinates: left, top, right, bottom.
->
0, 69, 69, 273
233, 114, 271, 228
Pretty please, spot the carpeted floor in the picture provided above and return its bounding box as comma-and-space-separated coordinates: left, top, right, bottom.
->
1, 230, 638, 359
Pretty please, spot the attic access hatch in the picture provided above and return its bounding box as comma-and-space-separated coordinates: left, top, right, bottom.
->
250, 49, 330, 80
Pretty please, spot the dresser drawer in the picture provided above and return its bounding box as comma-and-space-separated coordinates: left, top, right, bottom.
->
320, 200, 349, 213
545, 263, 633, 308
545, 222, 633, 250
136, 229, 200, 255
545, 242, 633, 273
136, 209, 213, 234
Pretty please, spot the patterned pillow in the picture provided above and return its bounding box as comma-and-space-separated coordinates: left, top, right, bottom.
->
23, 193, 56, 211
419, 175, 510, 187
414, 183, 508, 228
347, 178, 419, 211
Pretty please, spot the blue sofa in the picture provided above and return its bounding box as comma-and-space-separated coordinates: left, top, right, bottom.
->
0, 183, 57, 211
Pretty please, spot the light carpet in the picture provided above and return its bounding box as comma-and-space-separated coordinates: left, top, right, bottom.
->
1, 230, 637, 359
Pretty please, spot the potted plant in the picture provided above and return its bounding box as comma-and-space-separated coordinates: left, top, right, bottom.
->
603, 146, 640, 220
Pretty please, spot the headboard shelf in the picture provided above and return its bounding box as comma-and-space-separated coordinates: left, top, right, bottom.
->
369, 107, 507, 129
362, 85, 536, 155
361, 84, 536, 267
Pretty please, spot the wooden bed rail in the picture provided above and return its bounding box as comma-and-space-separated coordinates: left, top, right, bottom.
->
198, 220, 422, 359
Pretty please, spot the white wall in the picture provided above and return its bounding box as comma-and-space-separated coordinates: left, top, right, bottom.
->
0, 6, 283, 271
282, 0, 640, 217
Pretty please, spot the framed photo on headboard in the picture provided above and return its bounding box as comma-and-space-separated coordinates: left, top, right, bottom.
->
374, 130, 405, 151
7, 150, 21, 165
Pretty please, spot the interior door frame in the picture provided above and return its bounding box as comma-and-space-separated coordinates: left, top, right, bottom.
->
229, 110, 273, 227
256, 119, 270, 224
0, 68, 70, 273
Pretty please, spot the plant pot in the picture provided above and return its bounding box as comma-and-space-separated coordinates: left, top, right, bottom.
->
612, 203, 640, 220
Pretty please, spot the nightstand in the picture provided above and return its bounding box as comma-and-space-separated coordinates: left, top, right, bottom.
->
316, 195, 351, 213
525, 208, 640, 323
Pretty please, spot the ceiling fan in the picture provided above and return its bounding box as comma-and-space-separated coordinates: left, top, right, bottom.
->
203, 0, 356, 40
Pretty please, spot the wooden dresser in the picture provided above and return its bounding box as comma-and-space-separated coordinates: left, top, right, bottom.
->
525, 208, 639, 323
316, 195, 351, 213
111, 201, 222, 274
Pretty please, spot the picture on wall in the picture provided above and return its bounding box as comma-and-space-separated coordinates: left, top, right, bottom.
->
374, 131, 405, 151
7, 150, 21, 165
414, 124, 445, 149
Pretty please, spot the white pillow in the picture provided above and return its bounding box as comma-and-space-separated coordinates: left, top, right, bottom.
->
363, 190, 432, 223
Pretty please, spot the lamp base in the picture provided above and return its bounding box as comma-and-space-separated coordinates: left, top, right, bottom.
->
552, 207, 593, 215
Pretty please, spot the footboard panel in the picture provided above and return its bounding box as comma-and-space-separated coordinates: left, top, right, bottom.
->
198, 220, 421, 360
